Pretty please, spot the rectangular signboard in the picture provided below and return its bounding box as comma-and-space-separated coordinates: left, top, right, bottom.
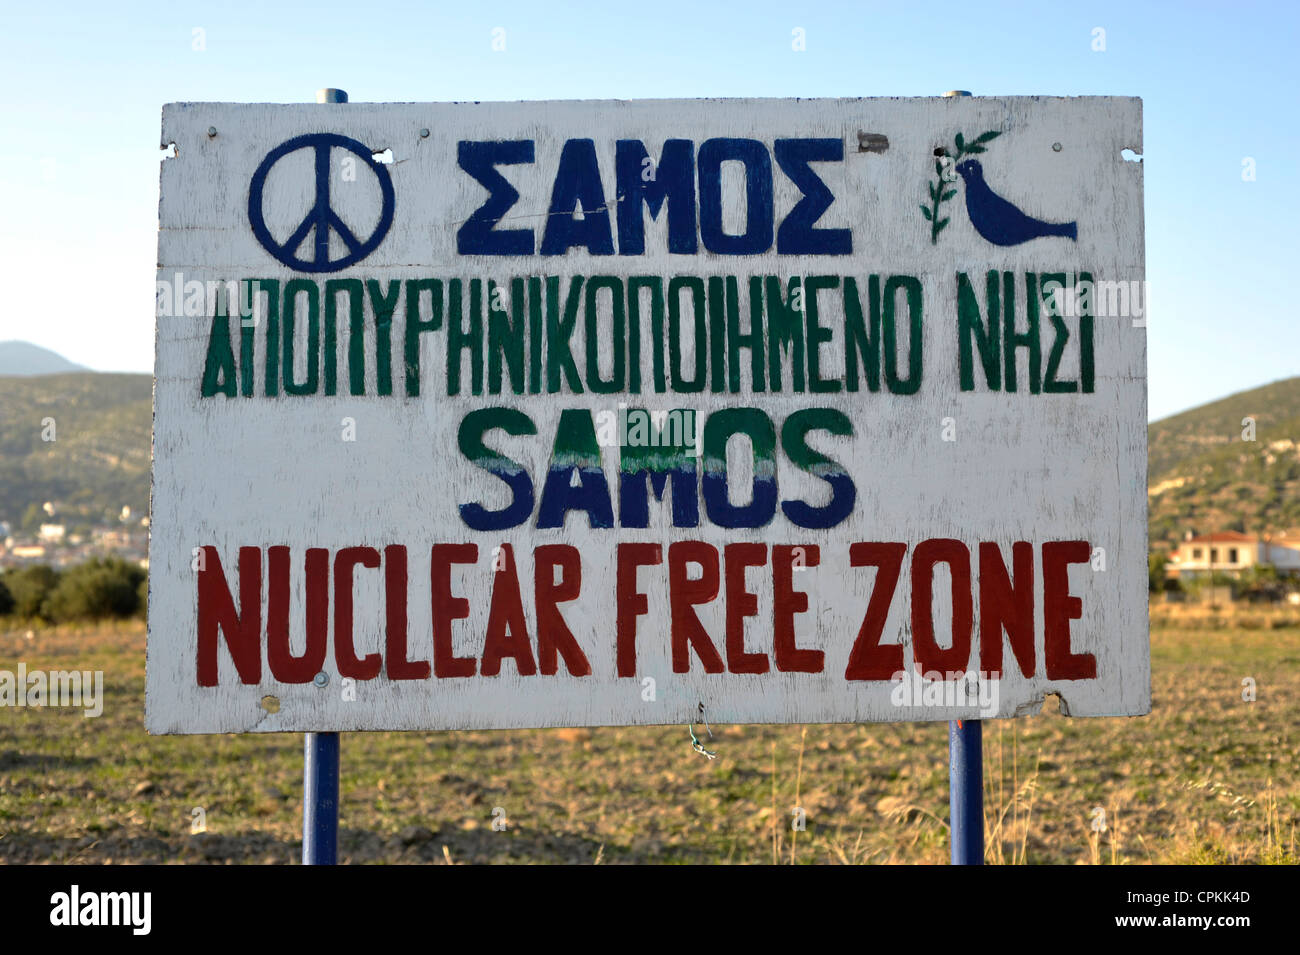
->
147, 96, 1148, 733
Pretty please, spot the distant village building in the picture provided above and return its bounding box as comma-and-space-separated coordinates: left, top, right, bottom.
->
1266, 535, 1300, 575
38, 523, 66, 543
1169, 531, 1300, 579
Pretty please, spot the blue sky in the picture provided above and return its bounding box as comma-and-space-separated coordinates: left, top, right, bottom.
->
0, 0, 1294, 420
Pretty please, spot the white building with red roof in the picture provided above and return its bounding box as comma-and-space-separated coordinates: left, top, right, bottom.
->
1169, 531, 1300, 578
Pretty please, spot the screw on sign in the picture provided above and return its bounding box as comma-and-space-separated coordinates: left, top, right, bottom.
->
247, 133, 395, 273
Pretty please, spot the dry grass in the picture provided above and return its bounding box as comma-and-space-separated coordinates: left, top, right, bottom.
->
0, 622, 1296, 864
1151, 603, 1300, 631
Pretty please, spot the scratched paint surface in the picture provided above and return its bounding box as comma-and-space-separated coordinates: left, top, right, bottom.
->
148, 97, 1147, 733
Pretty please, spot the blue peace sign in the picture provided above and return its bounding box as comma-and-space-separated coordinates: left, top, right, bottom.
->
248, 133, 395, 273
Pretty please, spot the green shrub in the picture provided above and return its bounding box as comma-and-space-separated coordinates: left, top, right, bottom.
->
3, 565, 59, 619
1148, 553, 1169, 593
42, 557, 145, 622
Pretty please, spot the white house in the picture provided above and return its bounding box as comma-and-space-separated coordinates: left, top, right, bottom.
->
1263, 535, 1300, 574
37, 523, 66, 543
1170, 531, 1300, 578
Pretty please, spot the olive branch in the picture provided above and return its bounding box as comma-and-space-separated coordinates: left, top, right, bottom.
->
921, 128, 1001, 243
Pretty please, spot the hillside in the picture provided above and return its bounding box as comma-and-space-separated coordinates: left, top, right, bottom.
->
1147, 377, 1300, 549
0, 341, 86, 376
0, 373, 152, 531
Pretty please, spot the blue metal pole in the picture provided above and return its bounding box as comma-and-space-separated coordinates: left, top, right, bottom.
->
303, 731, 339, 864
948, 719, 983, 864
939, 86, 983, 867
298, 86, 348, 869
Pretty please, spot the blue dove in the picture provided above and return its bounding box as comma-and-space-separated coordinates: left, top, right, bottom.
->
955, 159, 1077, 246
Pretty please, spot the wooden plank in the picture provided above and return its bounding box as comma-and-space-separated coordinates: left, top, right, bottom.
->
147, 97, 1148, 733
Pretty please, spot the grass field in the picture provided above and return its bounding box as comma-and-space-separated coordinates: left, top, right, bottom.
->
0, 621, 1296, 864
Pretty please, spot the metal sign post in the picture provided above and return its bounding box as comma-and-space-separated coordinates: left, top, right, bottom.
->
941, 89, 983, 868
948, 718, 983, 864
299, 86, 347, 868
303, 730, 340, 864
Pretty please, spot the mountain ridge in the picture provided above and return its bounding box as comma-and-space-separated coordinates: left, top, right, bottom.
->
0, 341, 87, 376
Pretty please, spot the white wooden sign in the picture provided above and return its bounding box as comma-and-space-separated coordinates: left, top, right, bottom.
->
147, 97, 1148, 733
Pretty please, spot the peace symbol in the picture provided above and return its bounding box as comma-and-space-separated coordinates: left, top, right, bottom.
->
248, 133, 395, 273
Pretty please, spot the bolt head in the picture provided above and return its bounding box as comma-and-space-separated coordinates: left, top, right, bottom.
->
207, 127, 217, 137
1052, 142, 1063, 152
419, 128, 430, 138
312, 671, 329, 688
